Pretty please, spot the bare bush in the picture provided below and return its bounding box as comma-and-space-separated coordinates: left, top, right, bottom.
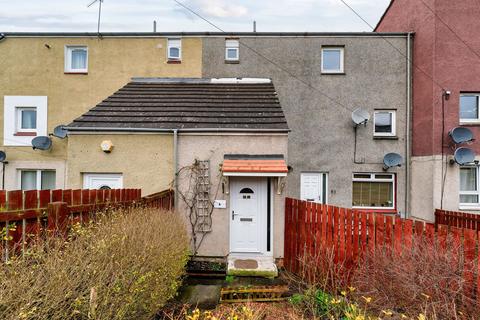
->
0, 207, 189, 320
351, 237, 479, 319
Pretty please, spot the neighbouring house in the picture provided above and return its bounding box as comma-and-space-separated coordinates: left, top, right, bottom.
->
0, 33, 202, 191
202, 33, 412, 216
65, 78, 289, 276
376, 0, 480, 220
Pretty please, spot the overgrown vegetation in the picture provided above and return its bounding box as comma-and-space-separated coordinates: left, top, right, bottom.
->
0, 207, 189, 320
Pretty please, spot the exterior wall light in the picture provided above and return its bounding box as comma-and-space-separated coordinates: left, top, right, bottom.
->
100, 140, 114, 153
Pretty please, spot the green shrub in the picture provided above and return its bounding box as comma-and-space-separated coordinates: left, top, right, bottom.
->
0, 207, 189, 320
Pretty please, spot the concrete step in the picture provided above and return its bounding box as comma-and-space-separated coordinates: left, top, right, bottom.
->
227, 255, 278, 278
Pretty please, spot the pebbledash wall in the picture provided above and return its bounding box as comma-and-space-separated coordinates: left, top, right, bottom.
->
0, 33, 202, 191
376, 0, 480, 220
202, 34, 411, 215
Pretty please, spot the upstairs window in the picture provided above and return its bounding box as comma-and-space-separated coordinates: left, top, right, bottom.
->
65, 46, 88, 73
225, 39, 239, 61
321, 47, 344, 74
460, 166, 480, 208
167, 38, 182, 61
374, 110, 396, 137
16, 107, 37, 135
460, 94, 480, 123
352, 173, 395, 209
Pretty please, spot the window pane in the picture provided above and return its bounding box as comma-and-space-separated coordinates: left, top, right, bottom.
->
41, 171, 56, 190
71, 49, 87, 69
460, 194, 479, 203
352, 181, 393, 208
227, 48, 238, 59
460, 96, 478, 119
21, 109, 37, 129
169, 47, 180, 58
460, 167, 477, 191
322, 49, 341, 71
375, 112, 392, 133
21, 171, 37, 190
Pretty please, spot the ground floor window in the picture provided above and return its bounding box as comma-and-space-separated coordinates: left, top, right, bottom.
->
300, 172, 328, 204
19, 170, 56, 190
352, 173, 395, 209
460, 166, 480, 208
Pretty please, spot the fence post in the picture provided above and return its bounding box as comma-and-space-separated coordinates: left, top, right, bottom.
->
47, 202, 69, 236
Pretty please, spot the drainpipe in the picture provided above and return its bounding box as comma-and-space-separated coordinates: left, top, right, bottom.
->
173, 129, 178, 209
405, 32, 413, 218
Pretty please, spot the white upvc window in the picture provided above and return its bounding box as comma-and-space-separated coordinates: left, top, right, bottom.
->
4, 96, 48, 146
65, 46, 88, 73
352, 173, 395, 210
460, 93, 480, 123
374, 110, 396, 137
15, 107, 37, 134
225, 39, 239, 61
321, 47, 344, 74
300, 172, 328, 204
460, 166, 480, 209
19, 170, 56, 191
167, 38, 182, 60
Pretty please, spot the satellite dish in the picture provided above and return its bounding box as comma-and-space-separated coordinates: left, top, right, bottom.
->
383, 152, 404, 170
449, 127, 474, 144
52, 125, 68, 139
0, 151, 6, 163
453, 147, 475, 165
352, 108, 370, 126
32, 136, 52, 150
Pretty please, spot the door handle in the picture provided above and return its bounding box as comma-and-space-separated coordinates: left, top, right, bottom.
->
232, 210, 239, 220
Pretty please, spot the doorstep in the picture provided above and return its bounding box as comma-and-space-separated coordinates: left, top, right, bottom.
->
227, 254, 278, 278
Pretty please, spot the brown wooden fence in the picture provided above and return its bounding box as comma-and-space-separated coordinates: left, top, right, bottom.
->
435, 209, 480, 231
0, 188, 175, 262
284, 198, 480, 299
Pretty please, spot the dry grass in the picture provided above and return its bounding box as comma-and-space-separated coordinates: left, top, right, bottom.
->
351, 237, 480, 319
0, 207, 189, 320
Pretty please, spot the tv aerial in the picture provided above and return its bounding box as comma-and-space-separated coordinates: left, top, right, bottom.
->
88, 0, 104, 36
449, 127, 474, 144
352, 108, 370, 127
51, 125, 68, 139
452, 147, 475, 165
383, 152, 404, 171
32, 136, 52, 151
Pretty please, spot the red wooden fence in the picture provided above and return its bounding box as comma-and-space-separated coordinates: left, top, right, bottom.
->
284, 198, 480, 299
435, 209, 480, 231
0, 188, 175, 262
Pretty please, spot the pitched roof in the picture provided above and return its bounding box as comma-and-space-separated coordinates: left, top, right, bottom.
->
66, 78, 289, 132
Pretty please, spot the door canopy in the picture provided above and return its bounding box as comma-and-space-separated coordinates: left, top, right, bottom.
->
222, 154, 288, 177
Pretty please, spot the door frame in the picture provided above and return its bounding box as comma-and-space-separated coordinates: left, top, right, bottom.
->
229, 177, 273, 256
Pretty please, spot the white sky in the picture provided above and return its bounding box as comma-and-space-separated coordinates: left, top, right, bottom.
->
0, 0, 391, 33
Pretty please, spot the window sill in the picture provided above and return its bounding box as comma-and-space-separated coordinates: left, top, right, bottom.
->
373, 136, 398, 140
321, 72, 345, 75
353, 207, 397, 214
459, 206, 480, 211
459, 121, 480, 126
225, 60, 240, 64
64, 71, 88, 75
14, 132, 37, 137
167, 59, 182, 64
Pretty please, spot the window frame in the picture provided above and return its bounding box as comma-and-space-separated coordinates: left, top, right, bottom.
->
15, 107, 37, 134
300, 172, 328, 204
167, 38, 182, 61
373, 110, 397, 137
459, 93, 480, 124
64, 45, 88, 73
352, 173, 396, 210
321, 47, 345, 74
459, 165, 480, 209
18, 169, 56, 190
225, 39, 240, 61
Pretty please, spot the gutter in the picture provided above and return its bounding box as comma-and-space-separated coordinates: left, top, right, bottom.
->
64, 127, 291, 133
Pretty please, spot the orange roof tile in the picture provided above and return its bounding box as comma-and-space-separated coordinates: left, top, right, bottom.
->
222, 159, 288, 173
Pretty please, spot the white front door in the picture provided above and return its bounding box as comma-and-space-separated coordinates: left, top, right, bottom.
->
83, 173, 123, 189
301, 172, 327, 203
230, 177, 267, 253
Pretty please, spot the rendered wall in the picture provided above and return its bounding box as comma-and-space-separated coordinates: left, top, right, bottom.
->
66, 134, 174, 196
